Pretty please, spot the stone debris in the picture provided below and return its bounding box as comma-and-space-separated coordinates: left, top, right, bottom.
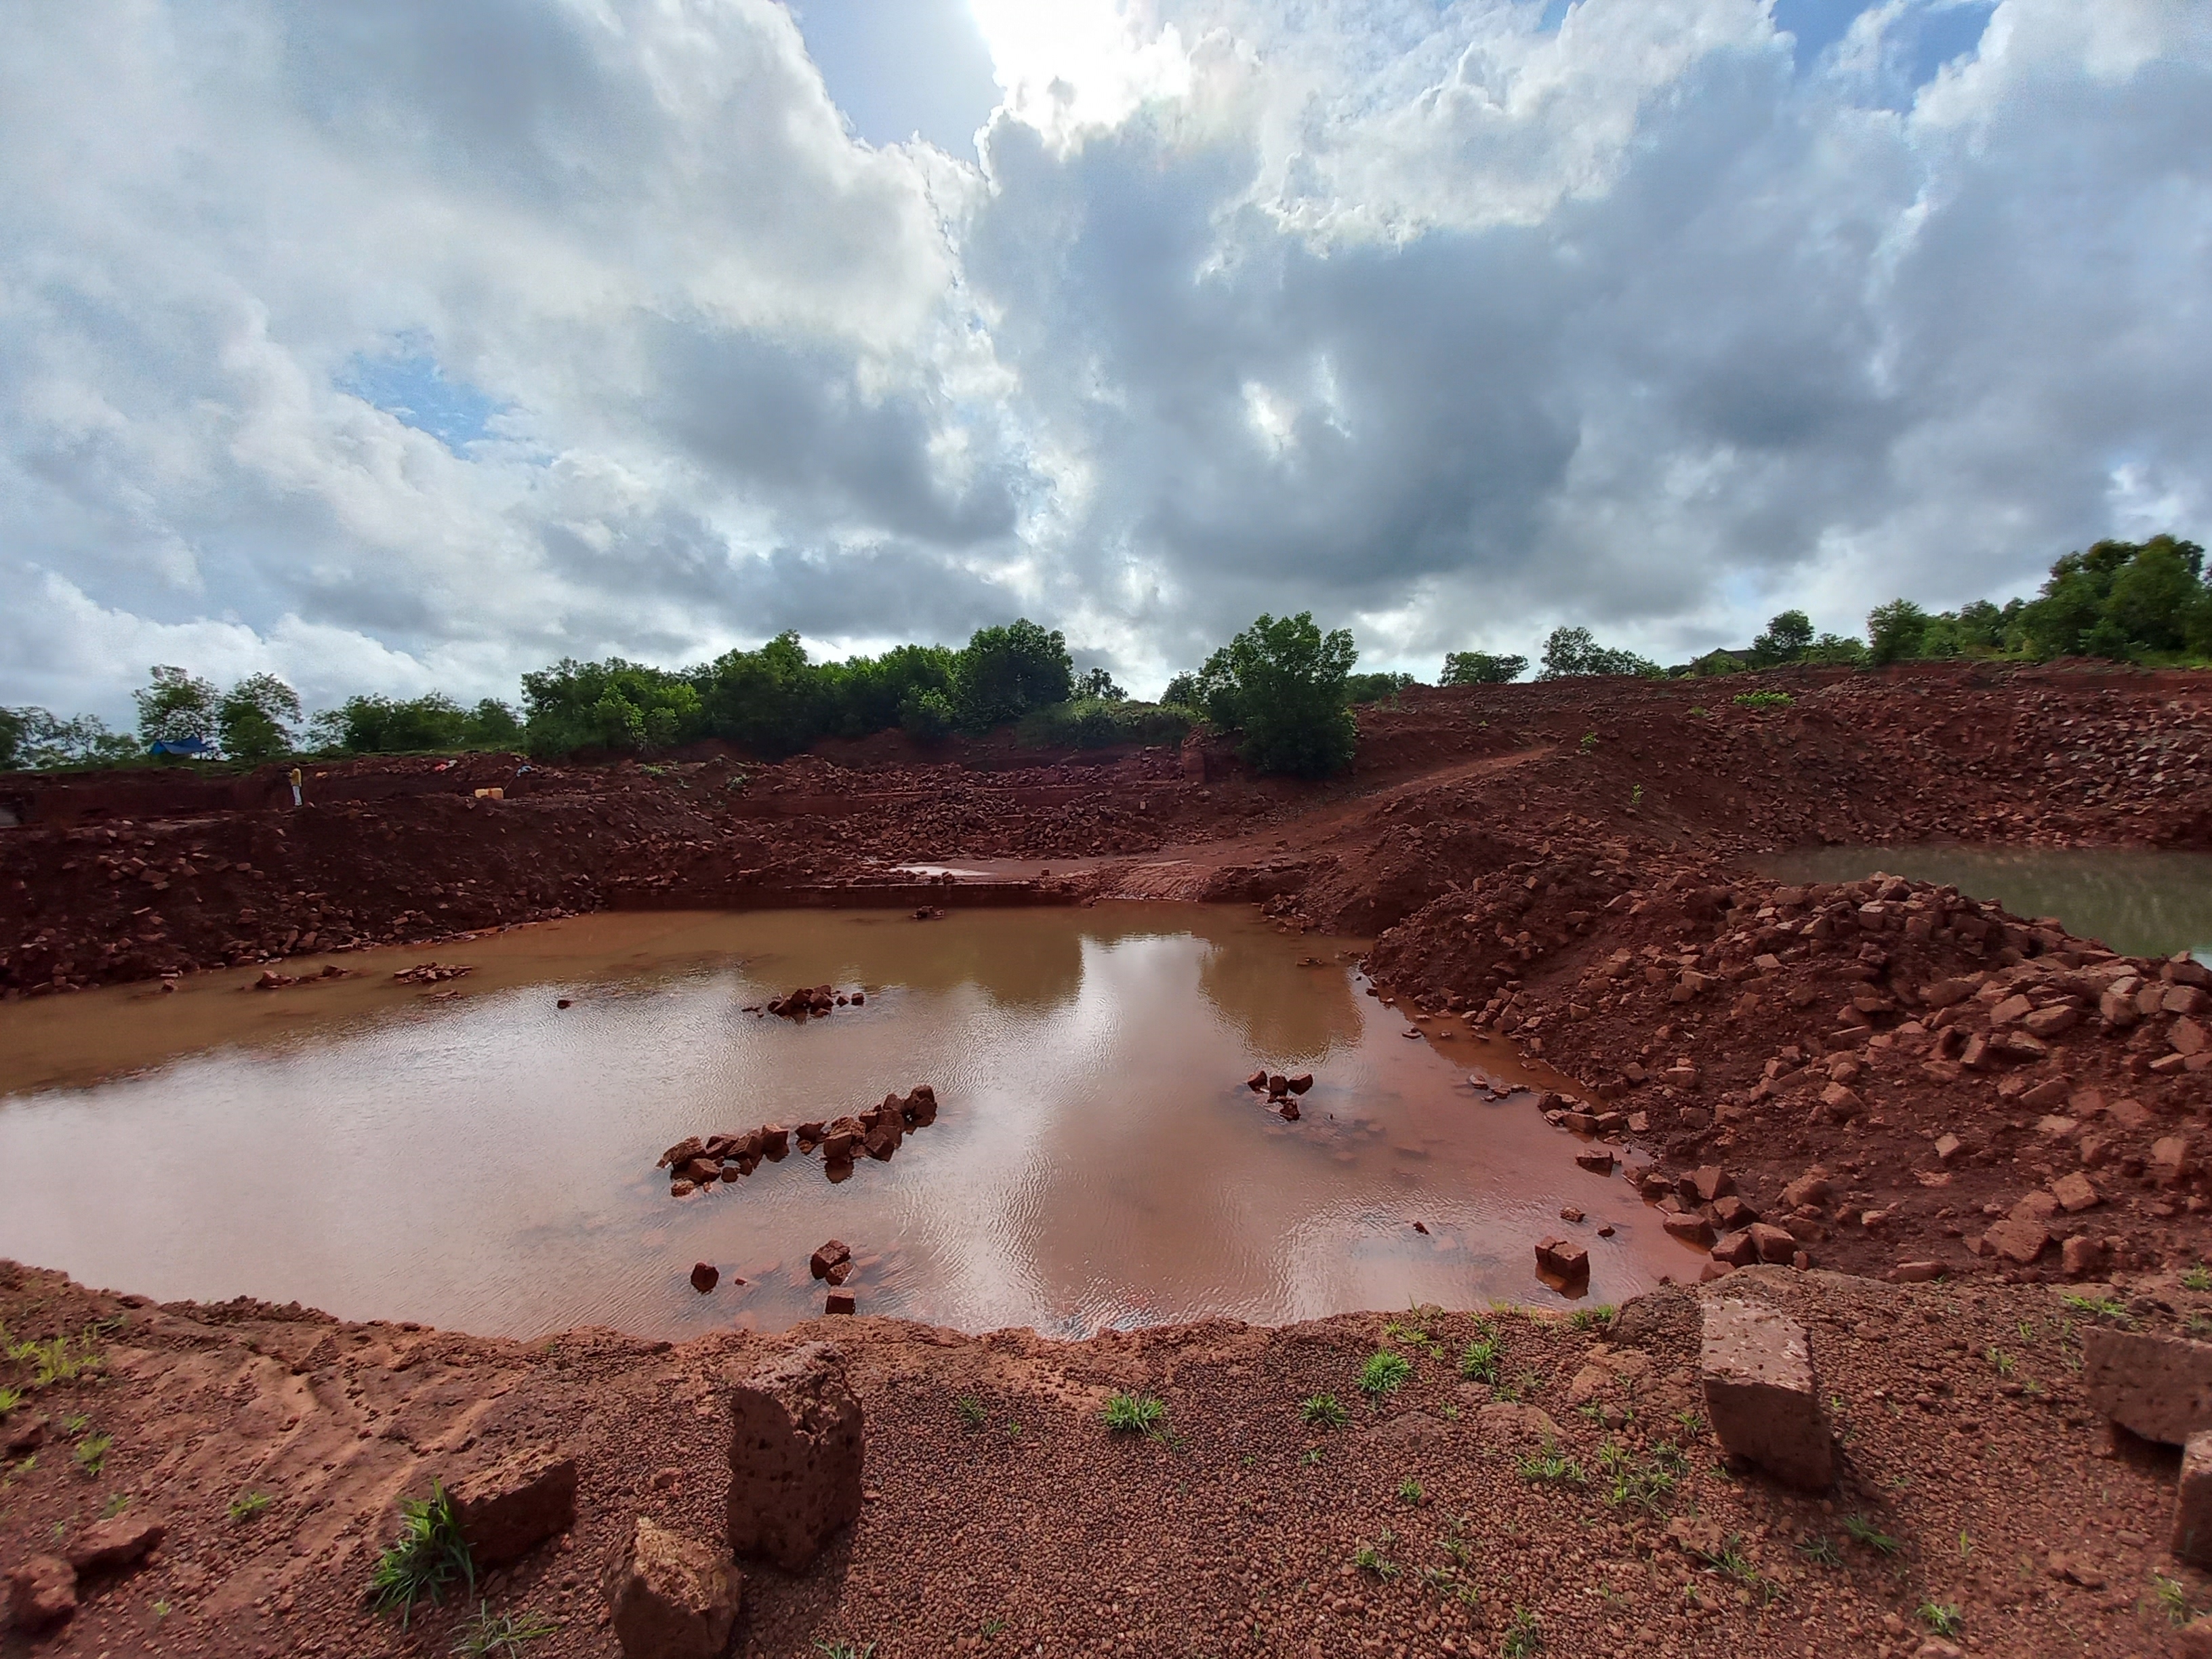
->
762, 983, 865, 1021
2177, 1431, 2212, 1567
1699, 1298, 1834, 1491
61, 1515, 163, 1577
1534, 1236, 1589, 1286
392, 962, 472, 985
452, 1450, 577, 1568
657, 1088, 939, 1195
3, 1555, 75, 1631
725, 1341, 865, 1573
2083, 1326, 2212, 1445
602, 1515, 741, 1659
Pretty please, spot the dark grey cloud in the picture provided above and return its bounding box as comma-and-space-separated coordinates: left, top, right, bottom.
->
0, 0, 2206, 717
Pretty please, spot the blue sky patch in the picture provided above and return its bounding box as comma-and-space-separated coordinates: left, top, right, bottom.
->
341, 350, 500, 451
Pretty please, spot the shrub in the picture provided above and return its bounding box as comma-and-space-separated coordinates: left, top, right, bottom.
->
1440, 651, 1527, 684
369, 1481, 474, 1625
1357, 1351, 1413, 1397
1101, 1392, 1167, 1437
1190, 612, 1359, 778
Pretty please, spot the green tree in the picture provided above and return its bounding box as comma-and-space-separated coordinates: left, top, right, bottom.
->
697, 632, 826, 756
216, 673, 302, 762
1749, 609, 1813, 663
954, 619, 1074, 733
521, 658, 702, 756
133, 665, 218, 750
1537, 626, 1662, 680
1162, 672, 1200, 708
1865, 600, 1932, 665
1440, 651, 1528, 685
0, 707, 25, 770
2104, 535, 2206, 653
3, 709, 139, 768
1075, 667, 1127, 701
1192, 612, 1358, 778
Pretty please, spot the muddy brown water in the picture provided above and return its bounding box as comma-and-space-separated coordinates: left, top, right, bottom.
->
1759, 845, 2212, 964
0, 905, 1686, 1340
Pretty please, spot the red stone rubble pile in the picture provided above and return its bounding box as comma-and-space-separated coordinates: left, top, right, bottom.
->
655, 1086, 939, 1197
1243, 1067, 1315, 1120
392, 961, 472, 985
1369, 860, 2212, 1289
749, 983, 863, 1019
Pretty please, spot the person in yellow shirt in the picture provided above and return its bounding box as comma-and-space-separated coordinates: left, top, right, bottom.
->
288, 765, 303, 808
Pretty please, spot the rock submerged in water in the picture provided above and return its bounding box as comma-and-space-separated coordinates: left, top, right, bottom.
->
654, 1087, 941, 1197
690, 1262, 719, 1294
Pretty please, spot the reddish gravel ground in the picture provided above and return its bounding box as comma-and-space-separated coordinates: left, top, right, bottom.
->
6, 1260, 2212, 1658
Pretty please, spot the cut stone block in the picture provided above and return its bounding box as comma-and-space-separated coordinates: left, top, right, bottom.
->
2177, 1431, 2212, 1567
453, 1450, 577, 1568
726, 1341, 865, 1573
2084, 1326, 2212, 1445
602, 1515, 741, 1659
1700, 1299, 1834, 1491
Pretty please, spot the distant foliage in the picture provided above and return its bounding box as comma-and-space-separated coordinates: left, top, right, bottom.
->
952, 619, 1075, 734
133, 665, 219, 748
1016, 698, 1191, 750
1864, 535, 2210, 667
522, 657, 702, 755
1537, 626, 1663, 680
1440, 651, 1528, 685
1191, 611, 1359, 778
1345, 671, 1418, 705
216, 673, 303, 762
308, 693, 522, 755
0, 708, 139, 771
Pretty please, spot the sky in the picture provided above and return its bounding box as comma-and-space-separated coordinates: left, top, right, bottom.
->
3, 0, 2208, 722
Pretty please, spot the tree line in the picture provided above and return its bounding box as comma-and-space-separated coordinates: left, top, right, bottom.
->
3, 533, 2203, 780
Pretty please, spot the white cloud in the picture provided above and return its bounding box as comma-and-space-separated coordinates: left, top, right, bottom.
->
1, 0, 2207, 718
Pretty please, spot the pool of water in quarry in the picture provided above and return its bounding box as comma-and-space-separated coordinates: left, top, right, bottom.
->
0, 905, 1686, 1340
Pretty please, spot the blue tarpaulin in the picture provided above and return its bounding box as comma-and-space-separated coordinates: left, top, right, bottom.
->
148, 737, 210, 756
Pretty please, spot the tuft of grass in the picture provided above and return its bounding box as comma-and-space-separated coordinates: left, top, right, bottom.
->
1733, 691, 1793, 710
1797, 1534, 1842, 1569
1353, 1529, 1400, 1579
369, 1481, 475, 1626
1397, 1477, 1425, 1506
1298, 1447, 1324, 1467
1459, 1333, 1502, 1384
2186, 1265, 2212, 1293
73, 1433, 111, 1477
1598, 1439, 1685, 1514
1566, 1305, 1615, 1332
1698, 1536, 1779, 1603
2, 1329, 104, 1390
1917, 1602, 1963, 1638
1518, 1438, 1586, 1488
1501, 1605, 1543, 1656
1300, 1393, 1349, 1429
814, 1644, 876, 1659
229, 1490, 274, 1522
101, 1492, 131, 1518
451, 1602, 559, 1658
2061, 1292, 2129, 1323
1358, 1351, 1414, 1398
1986, 1346, 2015, 1378
2156, 1573, 2196, 1626
1101, 1392, 1167, 1439
1843, 1513, 1901, 1556
0, 1386, 22, 1416
954, 1395, 987, 1430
